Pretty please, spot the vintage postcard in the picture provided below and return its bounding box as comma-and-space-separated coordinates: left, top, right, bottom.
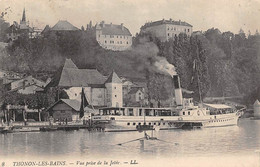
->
0, 0, 260, 166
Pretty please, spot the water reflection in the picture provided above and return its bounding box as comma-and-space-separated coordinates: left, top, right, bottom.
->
0, 119, 259, 159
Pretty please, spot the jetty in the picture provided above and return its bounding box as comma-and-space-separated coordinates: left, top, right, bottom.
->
0, 120, 94, 133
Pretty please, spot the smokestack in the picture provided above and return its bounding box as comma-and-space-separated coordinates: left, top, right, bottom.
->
173, 75, 183, 106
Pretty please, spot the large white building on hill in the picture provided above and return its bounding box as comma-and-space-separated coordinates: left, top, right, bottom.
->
95, 21, 132, 51
140, 19, 193, 42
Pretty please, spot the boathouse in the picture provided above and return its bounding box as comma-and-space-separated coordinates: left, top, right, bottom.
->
46, 99, 93, 122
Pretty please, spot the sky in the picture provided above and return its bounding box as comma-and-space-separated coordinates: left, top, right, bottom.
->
0, 0, 260, 35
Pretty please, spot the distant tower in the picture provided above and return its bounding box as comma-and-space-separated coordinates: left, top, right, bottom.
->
20, 8, 26, 25
105, 71, 123, 108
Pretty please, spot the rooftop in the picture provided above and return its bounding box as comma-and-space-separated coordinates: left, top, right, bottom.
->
59, 68, 107, 87
46, 99, 91, 112
51, 20, 79, 31
105, 71, 122, 84
97, 22, 132, 36
63, 58, 78, 69
58, 59, 106, 87
141, 19, 192, 29
204, 103, 232, 109
128, 87, 143, 94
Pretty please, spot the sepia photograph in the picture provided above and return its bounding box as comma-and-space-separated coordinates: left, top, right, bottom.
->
0, 0, 260, 166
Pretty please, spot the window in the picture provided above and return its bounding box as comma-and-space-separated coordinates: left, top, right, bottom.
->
110, 35, 114, 38
120, 41, 122, 44
168, 27, 169, 30
158, 123, 161, 126
105, 40, 107, 43
149, 123, 151, 125
127, 123, 130, 125
174, 27, 176, 31
188, 29, 190, 32
133, 123, 136, 125
126, 42, 128, 44
188, 111, 190, 115
168, 33, 170, 36
163, 123, 165, 125
143, 123, 146, 125
117, 36, 118, 38
114, 87, 116, 89
115, 95, 117, 97
120, 36, 122, 38
139, 109, 142, 116
183, 112, 185, 115
138, 123, 141, 125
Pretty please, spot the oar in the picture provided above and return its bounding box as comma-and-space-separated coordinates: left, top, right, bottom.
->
117, 137, 145, 146
152, 138, 179, 145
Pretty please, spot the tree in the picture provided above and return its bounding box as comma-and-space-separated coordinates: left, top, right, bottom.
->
81, 26, 85, 31
0, 17, 9, 41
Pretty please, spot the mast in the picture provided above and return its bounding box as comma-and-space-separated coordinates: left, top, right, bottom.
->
195, 43, 203, 106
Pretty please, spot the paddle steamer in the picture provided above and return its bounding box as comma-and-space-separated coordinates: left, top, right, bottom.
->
92, 75, 243, 132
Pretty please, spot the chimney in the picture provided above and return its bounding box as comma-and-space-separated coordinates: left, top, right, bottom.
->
179, 20, 181, 25
170, 18, 172, 22
101, 21, 105, 27
173, 75, 183, 106
110, 22, 113, 27
121, 23, 124, 30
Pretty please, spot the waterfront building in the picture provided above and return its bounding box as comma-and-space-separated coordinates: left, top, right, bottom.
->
45, 99, 92, 122
126, 87, 145, 106
121, 77, 147, 107
4, 75, 46, 94
140, 19, 193, 42
95, 21, 132, 51
49, 59, 123, 108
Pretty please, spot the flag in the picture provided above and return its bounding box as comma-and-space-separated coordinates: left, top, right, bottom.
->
80, 87, 89, 118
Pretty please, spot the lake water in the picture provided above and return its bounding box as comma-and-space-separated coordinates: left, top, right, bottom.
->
1, 118, 260, 166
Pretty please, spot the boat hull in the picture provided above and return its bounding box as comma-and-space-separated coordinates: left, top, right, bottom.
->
92, 113, 240, 132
